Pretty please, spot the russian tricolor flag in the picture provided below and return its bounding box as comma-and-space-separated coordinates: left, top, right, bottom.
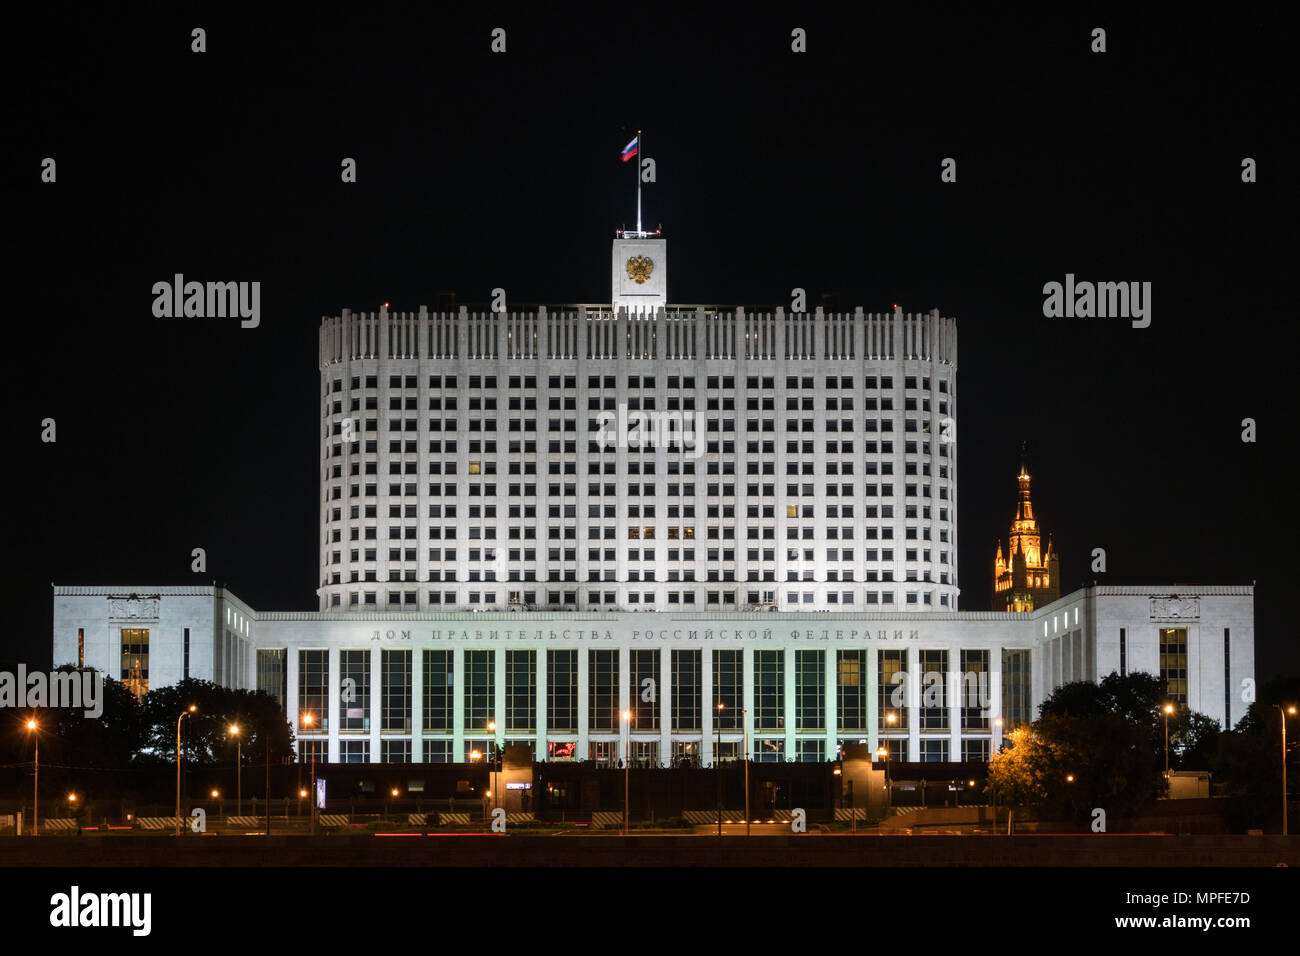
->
620, 136, 639, 162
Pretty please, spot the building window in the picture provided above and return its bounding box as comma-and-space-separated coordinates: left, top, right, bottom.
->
120, 628, 149, 701
754, 738, 785, 763
713, 649, 743, 728
1159, 627, 1188, 703
754, 650, 784, 732
796, 739, 824, 762
1119, 627, 1127, 676
961, 739, 990, 762
1001, 649, 1031, 733
1223, 628, 1231, 729
340, 740, 370, 763
339, 650, 371, 732
670, 741, 699, 767
919, 739, 948, 762
464, 650, 496, 732
919, 650, 948, 731
630, 649, 660, 730
589, 740, 618, 766
671, 649, 702, 732
795, 650, 825, 731
257, 649, 287, 711
629, 739, 659, 768
837, 650, 868, 732
878, 649, 907, 731
382, 649, 411, 733
961, 649, 990, 731
589, 649, 618, 733
422, 650, 452, 733
507, 650, 536, 733
381, 739, 411, 763
298, 739, 326, 762
548, 650, 578, 733
422, 739, 453, 763
181, 627, 188, 679
299, 650, 329, 730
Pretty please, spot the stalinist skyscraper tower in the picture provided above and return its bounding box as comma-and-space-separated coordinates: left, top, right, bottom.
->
992, 447, 1059, 612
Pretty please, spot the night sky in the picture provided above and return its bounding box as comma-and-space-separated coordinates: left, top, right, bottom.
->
8, 6, 1296, 684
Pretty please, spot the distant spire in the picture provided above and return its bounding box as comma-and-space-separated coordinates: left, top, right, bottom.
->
1019, 440, 1028, 478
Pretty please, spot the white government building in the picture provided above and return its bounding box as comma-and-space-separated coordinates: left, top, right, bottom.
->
51, 231, 1255, 765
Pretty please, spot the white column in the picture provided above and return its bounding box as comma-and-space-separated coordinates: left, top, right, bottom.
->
494, 646, 507, 748
286, 650, 300, 741
866, 647, 879, 758
411, 647, 423, 763
702, 647, 714, 767
618, 646, 630, 764
824, 647, 837, 761
659, 647, 671, 764
742, 645, 755, 761
452, 646, 465, 761
370, 645, 382, 763
783, 647, 796, 761
947, 654, 962, 765
536, 647, 549, 759
906, 646, 920, 762
327, 646, 341, 762
578, 647, 590, 762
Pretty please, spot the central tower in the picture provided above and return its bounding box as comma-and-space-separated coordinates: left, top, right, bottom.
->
612, 232, 667, 311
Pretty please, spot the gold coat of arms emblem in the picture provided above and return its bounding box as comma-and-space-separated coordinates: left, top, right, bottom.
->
626, 256, 654, 285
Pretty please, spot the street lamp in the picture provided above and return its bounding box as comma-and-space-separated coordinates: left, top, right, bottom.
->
716, 702, 725, 836
26, 719, 38, 837
1276, 704, 1297, 836
175, 705, 196, 837
622, 709, 633, 834
488, 721, 498, 813
741, 706, 750, 837
1163, 703, 1175, 778
876, 745, 890, 810
228, 724, 241, 817
992, 717, 1003, 833
302, 712, 317, 836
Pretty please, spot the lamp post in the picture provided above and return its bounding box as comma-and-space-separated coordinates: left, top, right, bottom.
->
25, 719, 38, 837
992, 717, 1003, 833
488, 721, 498, 813
716, 702, 725, 836
876, 746, 890, 813
175, 705, 196, 836
741, 706, 749, 837
622, 709, 632, 835
229, 724, 241, 817
1163, 703, 1174, 778
1277, 704, 1297, 836
302, 712, 317, 836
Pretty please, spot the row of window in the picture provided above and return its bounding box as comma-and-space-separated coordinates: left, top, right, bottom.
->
276, 647, 1024, 736
332, 439, 951, 462
331, 374, 951, 393
301, 736, 986, 764
326, 437, 949, 459
328, 588, 951, 607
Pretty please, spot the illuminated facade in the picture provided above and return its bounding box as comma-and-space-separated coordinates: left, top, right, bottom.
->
993, 459, 1059, 612
49, 234, 1257, 762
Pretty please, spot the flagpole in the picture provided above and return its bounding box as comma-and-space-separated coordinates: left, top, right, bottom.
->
636, 128, 642, 236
